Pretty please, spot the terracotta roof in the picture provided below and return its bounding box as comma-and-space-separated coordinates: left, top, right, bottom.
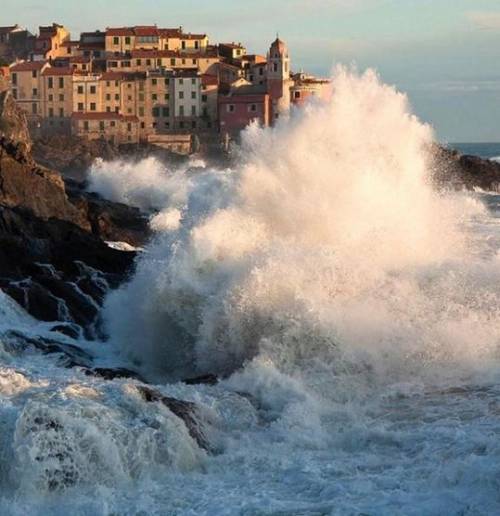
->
106, 27, 134, 36
42, 67, 74, 76
182, 33, 206, 40
100, 71, 126, 80
134, 26, 159, 37
202, 74, 218, 86
270, 37, 287, 55
10, 60, 47, 72
159, 28, 182, 38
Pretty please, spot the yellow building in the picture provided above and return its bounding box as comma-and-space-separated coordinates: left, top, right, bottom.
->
32, 23, 70, 60
9, 60, 48, 124
71, 112, 139, 144
41, 66, 74, 133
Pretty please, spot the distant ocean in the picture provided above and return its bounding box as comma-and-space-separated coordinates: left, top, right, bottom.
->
449, 142, 500, 161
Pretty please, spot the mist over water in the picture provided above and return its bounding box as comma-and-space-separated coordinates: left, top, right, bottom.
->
1, 68, 500, 514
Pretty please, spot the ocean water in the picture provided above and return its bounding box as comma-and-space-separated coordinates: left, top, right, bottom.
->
1, 68, 500, 515
450, 142, 500, 161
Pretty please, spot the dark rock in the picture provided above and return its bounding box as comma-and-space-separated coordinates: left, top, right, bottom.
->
183, 374, 219, 386
433, 145, 500, 191
137, 385, 210, 451
50, 323, 82, 340
86, 367, 146, 382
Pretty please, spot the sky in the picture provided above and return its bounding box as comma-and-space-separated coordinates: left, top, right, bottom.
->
6, 0, 500, 142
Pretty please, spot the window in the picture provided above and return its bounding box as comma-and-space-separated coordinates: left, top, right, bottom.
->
181, 41, 186, 50
152, 94, 157, 101
48, 77, 53, 89
139, 107, 144, 116
179, 91, 184, 99
99, 121, 105, 130
249, 104, 257, 112
127, 122, 132, 132
125, 36, 131, 45
227, 104, 234, 113
115, 107, 119, 113
146, 59, 151, 66
162, 107, 169, 117
48, 107, 54, 117
77, 85, 84, 94
157, 59, 161, 66
191, 120, 196, 128
82, 64, 87, 71
84, 121, 89, 131
90, 85, 96, 94
11, 73, 17, 85
164, 78, 170, 85
136, 59, 141, 66
170, 58, 175, 66
259, 67, 263, 76
32, 103, 37, 114
179, 105, 184, 116
179, 121, 184, 128
192, 59, 196, 65
106, 106, 111, 112
152, 107, 160, 117
48, 94, 53, 101
115, 94, 120, 100
191, 78, 196, 85
12, 89, 17, 99
294, 91, 300, 99
191, 105, 196, 116
110, 121, 116, 127
106, 81, 110, 87
194, 41, 199, 50
115, 81, 119, 87
179, 78, 183, 85
78, 102, 84, 111
59, 108, 64, 117
32, 70, 37, 78
32, 88, 38, 97
106, 93, 111, 101
113, 37, 119, 45
122, 61, 131, 68
59, 94, 64, 101
164, 93, 169, 100
181, 59, 186, 65
109, 61, 118, 68
59, 77, 64, 88
191, 91, 196, 99
139, 93, 144, 102
127, 95, 132, 101
152, 78, 157, 86
273, 63, 278, 72
164, 121, 169, 128
90, 102, 96, 111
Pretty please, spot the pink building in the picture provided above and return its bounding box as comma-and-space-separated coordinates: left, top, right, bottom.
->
218, 84, 270, 136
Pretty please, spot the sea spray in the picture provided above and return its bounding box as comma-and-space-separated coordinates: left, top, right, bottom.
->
103, 68, 499, 393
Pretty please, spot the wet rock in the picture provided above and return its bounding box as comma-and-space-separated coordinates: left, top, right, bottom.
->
50, 323, 82, 340
183, 374, 219, 386
86, 367, 146, 383
137, 385, 210, 451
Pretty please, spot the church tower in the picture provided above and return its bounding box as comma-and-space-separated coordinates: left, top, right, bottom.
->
267, 36, 292, 122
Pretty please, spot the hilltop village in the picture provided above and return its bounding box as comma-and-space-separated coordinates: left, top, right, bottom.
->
0, 23, 330, 153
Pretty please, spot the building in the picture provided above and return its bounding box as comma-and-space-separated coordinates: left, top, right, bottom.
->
10, 60, 49, 125
172, 69, 202, 131
266, 37, 292, 121
71, 111, 139, 143
31, 23, 70, 61
41, 66, 74, 133
290, 72, 331, 106
219, 42, 246, 62
219, 83, 270, 136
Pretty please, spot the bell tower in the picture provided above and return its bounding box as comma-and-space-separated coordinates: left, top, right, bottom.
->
267, 36, 291, 122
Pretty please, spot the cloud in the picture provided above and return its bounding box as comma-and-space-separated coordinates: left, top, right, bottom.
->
466, 11, 500, 30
